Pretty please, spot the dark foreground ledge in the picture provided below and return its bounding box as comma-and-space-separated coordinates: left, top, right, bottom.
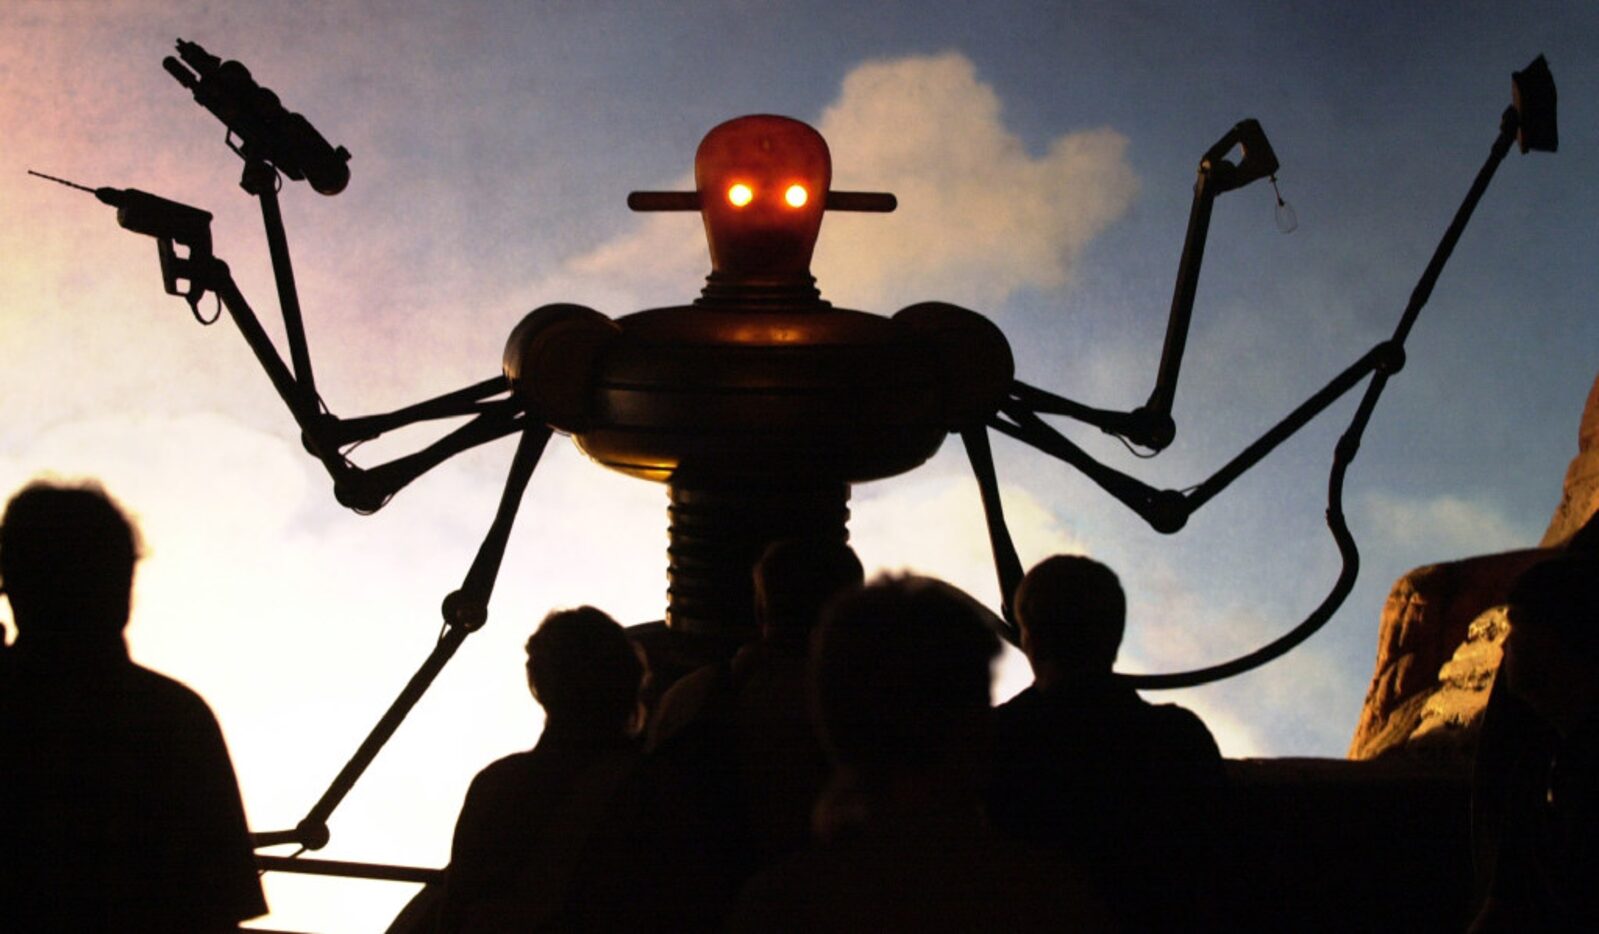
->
1223, 756, 1473, 932
253, 756, 1476, 932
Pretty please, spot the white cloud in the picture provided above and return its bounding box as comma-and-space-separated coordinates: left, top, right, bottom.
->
533, 210, 709, 314
850, 470, 1087, 608
847, 468, 1086, 707
1358, 490, 1535, 558
530, 51, 1138, 316
1125, 578, 1346, 758
814, 52, 1137, 311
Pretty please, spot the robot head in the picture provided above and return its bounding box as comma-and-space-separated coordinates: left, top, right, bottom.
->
628, 115, 895, 287
694, 115, 830, 281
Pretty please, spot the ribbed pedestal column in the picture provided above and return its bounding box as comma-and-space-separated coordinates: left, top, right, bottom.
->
666, 481, 850, 638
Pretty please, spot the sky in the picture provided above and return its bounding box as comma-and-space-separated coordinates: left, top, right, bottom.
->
3, 2, 1596, 930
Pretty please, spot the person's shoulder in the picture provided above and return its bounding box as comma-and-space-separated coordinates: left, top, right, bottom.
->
120, 660, 195, 692
456, 750, 543, 822
470, 749, 541, 788
1145, 699, 1210, 732
123, 663, 226, 724
994, 684, 1045, 721
1146, 700, 1224, 758
995, 683, 1039, 709
648, 658, 734, 750
667, 658, 730, 705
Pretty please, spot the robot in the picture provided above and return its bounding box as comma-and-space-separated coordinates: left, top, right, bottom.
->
38, 39, 1556, 860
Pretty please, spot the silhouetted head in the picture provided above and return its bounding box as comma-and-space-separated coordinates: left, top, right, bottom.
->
812, 575, 1000, 785
1502, 554, 1599, 734
1014, 555, 1126, 677
753, 537, 864, 639
0, 481, 141, 643
695, 114, 831, 282
525, 606, 646, 736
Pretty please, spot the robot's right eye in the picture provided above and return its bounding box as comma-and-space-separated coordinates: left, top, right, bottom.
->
727, 183, 754, 207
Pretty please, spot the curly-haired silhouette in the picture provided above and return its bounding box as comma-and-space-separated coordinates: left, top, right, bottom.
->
647, 538, 863, 861
438, 606, 647, 932
0, 481, 265, 932
730, 575, 1110, 931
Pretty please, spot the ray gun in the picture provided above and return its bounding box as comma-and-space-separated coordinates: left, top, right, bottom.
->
31, 35, 350, 311
33, 40, 520, 523
28, 172, 215, 311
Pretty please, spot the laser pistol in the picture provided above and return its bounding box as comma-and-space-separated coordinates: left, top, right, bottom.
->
30, 170, 214, 309
164, 38, 351, 196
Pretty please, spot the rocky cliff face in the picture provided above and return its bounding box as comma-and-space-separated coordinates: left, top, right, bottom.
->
1540, 373, 1599, 547
1347, 554, 1545, 761
1349, 371, 1599, 761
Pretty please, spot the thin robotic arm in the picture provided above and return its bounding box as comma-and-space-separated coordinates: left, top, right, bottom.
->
200, 256, 526, 511
1018, 118, 1285, 453
14, 186, 531, 512
36, 37, 529, 513
1137, 118, 1282, 449
974, 57, 1556, 687
964, 341, 1377, 641
995, 341, 1396, 533
961, 427, 1025, 637
253, 423, 554, 852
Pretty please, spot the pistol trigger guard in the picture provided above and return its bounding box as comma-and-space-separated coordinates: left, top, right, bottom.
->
189, 290, 221, 325
158, 237, 218, 324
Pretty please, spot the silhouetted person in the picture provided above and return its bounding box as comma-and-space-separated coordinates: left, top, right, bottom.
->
0, 481, 265, 932
729, 575, 1110, 931
436, 606, 646, 931
579, 539, 863, 930
626, 621, 743, 717
648, 538, 863, 864
1470, 550, 1599, 931
988, 554, 1225, 931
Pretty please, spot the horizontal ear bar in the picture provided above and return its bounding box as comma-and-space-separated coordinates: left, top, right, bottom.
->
629, 190, 899, 212
628, 191, 700, 211
826, 191, 897, 212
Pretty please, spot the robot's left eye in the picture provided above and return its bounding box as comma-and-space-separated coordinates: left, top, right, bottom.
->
728, 183, 754, 207
784, 184, 808, 208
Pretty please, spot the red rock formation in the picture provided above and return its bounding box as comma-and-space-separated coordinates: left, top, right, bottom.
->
1540, 372, 1599, 547
1347, 552, 1547, 760
1349, 370, 1599, 761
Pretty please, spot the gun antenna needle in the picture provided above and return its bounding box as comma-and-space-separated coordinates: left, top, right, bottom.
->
26, 170, 97, 194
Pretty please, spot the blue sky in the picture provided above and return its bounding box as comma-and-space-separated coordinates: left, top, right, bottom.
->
3, 2, 1595, 929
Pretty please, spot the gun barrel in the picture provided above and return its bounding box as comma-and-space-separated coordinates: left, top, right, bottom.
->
26, 169, 97, 195
174, 38, 220, 75
163, 56, 199, 90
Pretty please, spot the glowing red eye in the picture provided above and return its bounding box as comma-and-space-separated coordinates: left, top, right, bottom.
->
784, 184, 808, 207
728, 183, 754, 207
